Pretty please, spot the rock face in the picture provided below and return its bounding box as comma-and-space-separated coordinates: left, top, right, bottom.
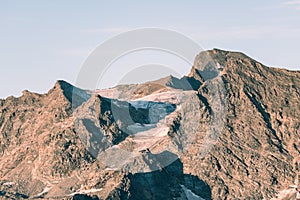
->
0, 49, 299, 199
184, 49, 300, 199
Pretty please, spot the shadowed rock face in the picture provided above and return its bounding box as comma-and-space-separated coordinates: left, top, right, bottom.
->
74, 94, 176, 159
125, 154, 211, 200
152, 75, 203, 91
0, 49, 299, 199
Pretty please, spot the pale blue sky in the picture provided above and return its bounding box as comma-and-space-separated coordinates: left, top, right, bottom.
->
0, 0, 300, 98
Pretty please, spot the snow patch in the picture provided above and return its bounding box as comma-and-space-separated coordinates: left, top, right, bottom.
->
95, 88, 120, 99
180, 185, 204, 200
69, 188, 103, 196
33, 185, 52, 198
127, 123, 156, 135
271, 186, 300, 200
3, 182, 15, 186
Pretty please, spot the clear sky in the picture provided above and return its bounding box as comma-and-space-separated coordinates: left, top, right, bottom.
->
1, 0, 300, 98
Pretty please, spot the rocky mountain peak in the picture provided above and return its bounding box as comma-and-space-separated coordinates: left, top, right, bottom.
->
193, 49, 273, 77
0, 49, 299, 199
47, 80, 92, 109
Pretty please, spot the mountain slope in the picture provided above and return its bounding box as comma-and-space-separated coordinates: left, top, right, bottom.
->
182, 49, 300, 199
0, 49, 299, 199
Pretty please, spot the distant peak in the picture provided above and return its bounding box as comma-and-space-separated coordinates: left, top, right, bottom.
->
209, 48, 250, 59
192, 49, 267, 76
198, 49, 251, 62
21, 90, 30, 96
50, 80, 91, 109
54, 80, 74, 91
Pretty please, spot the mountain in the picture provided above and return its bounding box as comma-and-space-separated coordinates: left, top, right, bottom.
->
0, 49, 299, 199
